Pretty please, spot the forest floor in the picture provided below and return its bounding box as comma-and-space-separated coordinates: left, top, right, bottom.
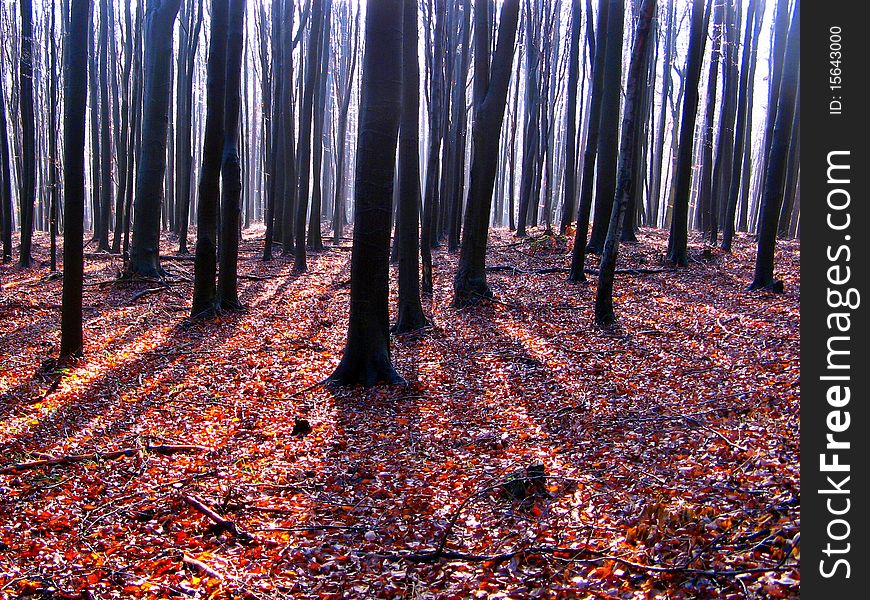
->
0, 227, 799, 599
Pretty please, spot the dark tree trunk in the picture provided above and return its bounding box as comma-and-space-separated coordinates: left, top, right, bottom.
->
327, 0, 405, 387
648, 0, 675, 228
586, 0, 624, 254
308, 0, 333, 251
559, 0, 582, 235
421, 0, 446, 293
665, 0, 708, 265
777, 88, 799, 238
748, 0, 798, 291
567, 0, 609, 281
394, 0, 429, 334
176, 0, 204, 254
60, 0, 90, 358
127, 0, 183, 278
452, 0, 521, 306
191, 0, 228, 318
0, 66, 12, 262
97, 0, 114, 251
112, 0, 134, 253
294, 0, 325, 273
697, 0, 722, 239
18, 0, 37, 267
216, 0, 246, 310
88, 5, 102, 245
332, 3, 360, 246
721, 0, 760, 251
279, 0, 298, 256
595, 0, 656, 328
261, 0, 279, 260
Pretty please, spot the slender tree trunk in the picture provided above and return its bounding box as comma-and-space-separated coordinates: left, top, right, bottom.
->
18, 0, 37, 267
749, 0, 798, 290
0, 63, 12, 262
596, 0, 656, 327
127, 0, 183, 277
559, 0, 582, 235
567, 0, 609, 281
217, 0, 246, 309
294, 0, 325, 273
191, 0, 228, 318
665, 0, 708, 265
648, 0, 674, 228
61, 0, 89, 358
97, 0, 113, 251
47, 3, 59, 271
327, 0, 405, 387
308, 0, 332, 251
453, 0, 521, 306
394, 0, 429, 334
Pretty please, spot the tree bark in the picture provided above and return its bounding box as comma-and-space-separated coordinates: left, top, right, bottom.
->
327, 0, 405, 387
18, 0, 37, 267
453, 0, 521, 306
61, 0, 90, 358
191, 0, 228, 318
559, 0, 582, 235
595, 0, 656, 328
127, 0, 183, 277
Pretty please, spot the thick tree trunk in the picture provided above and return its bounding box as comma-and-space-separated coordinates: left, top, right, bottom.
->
749, 0, 798, 291
308, 0, 333, 251
665, 0, 708, 266
453, 0, 521, 306
0, 68, 12, 262
327, 0, 405, 387
595, 0, 656, 328
61, 0, 90, 358
394, 0, 430, 334
127, 0, 183, 278
216, 0, 246, 310
191, 0, 228, 318
97, 0, 114, 251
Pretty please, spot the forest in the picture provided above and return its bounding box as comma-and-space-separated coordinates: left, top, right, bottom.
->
0, 0, 799, 597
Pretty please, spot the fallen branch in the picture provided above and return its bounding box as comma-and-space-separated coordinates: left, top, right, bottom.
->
366, 545, 795, 577
0, 443, 211, 475
182, 494, 254, 542
181, 554, 225, 581
130, 287, 169, 302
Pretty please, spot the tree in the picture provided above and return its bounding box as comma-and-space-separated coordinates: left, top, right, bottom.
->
665, 0, 708, 266
127, 0, 183, 278
60, 0, 90, 359
595, 0, 656, 328
559, 0, 582, 235
216, 0, 246, 310
294, 0, 325, 273
327, 0, 404, 387
647, 0, 675, 228
0, 24, 14, 262
452, 0, 521, 306
567, 0, 609, 282
585, 0, 624, 255
97, 0, 114, 251
191, 0, 229, 318
748, 0, 798, 291
18, 0, 37, 268
393, 0, 429, 334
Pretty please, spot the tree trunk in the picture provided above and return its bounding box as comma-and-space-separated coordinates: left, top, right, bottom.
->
97, 0, 114, 251
567, 0, 609, 281
559, 0, 582, 235
127, 0, 183, 278
665, 0, 708, 266
586, 0, 624, 254
61, 0, 90, 358
294, 0, 325, 273
453, 0, 521, 306
327, 0, 405, 387
748, 0, 798, 291
191, 0, 228, 318
216, 0, 246, 310
394, 0, 430, 334
0, 62, 12, 262
18, 0, 37, 267
595, 0, 656, 328
308, 0, 333, 251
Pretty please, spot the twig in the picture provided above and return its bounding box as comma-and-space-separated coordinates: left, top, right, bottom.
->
182, 494, 254, 542
130, 287, 169, 302
182, 554, 225, 580
0, 443, 211, 475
